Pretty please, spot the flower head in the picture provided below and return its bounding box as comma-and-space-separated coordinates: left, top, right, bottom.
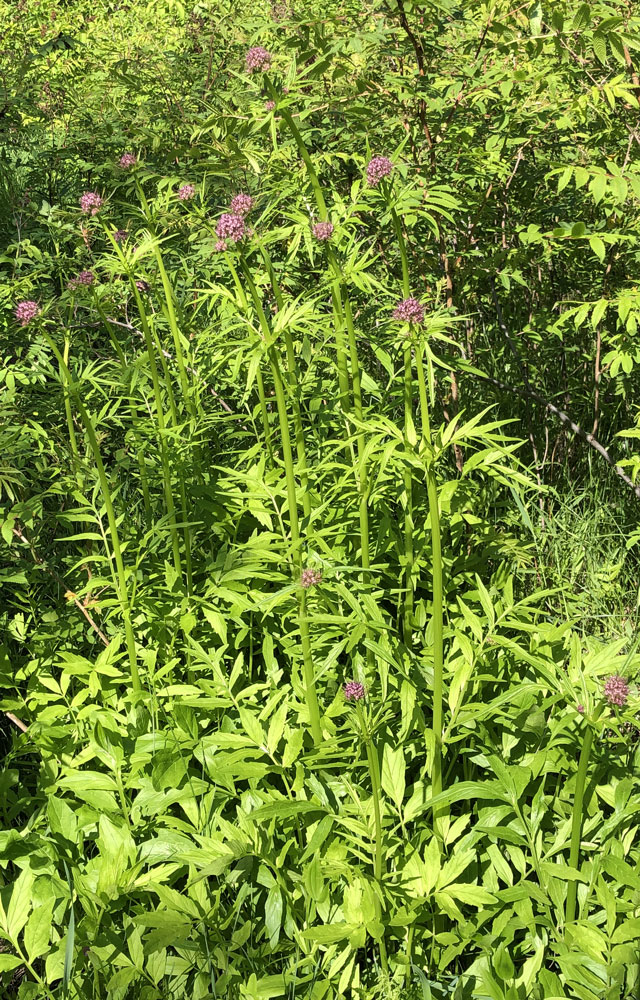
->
366, 156, 393, 187
113, 229, 129, 243
344, 681, 366, 702
67, 270, 95, 290
214, 240, 227, 252
178, 184, 195, 201
246, 46, 272, 73
300, 567, 322, 589
14, 300, 40, 326
80, 191, 103, 215
604, 674, 629, 708
312, 221, 334, 242
119, 152, 137, 169
577, 704, 585, 714
230, 193, 253, 216
265, 99, 276, 111
216, 213, 246, 243
135, 279, 150, 294
393, 297, 425, 324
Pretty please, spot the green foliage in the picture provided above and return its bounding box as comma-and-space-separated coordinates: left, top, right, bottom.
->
1, 0, 640, 998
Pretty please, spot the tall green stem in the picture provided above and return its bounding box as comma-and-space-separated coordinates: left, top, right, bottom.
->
565, 706, 602, 925
135, 182, 197, 423
61, 325, 83, 489
147, 314, 194, 596
265, 79, 327, 218
225, 257, 275, 464
240, 259, 322, 744
357, 704, 388, 974
43, 332, 141, 696
104, 228, 185, 585
390, 208, 415, 645
94, 305, 152, 525
415, 345, 445, 830
260, 247, 312, 520
266, 77, 351, 411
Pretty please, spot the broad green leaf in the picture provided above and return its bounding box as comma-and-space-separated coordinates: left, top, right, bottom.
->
6, 868, 34, 938
381, 744, 405, 812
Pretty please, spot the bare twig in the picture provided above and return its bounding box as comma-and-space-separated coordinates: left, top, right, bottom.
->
11, 525, 109, 646
5, 712, 28, 733
458, 368, 640, 500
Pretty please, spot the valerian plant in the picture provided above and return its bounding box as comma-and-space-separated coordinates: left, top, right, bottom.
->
1, 1, 640, 1000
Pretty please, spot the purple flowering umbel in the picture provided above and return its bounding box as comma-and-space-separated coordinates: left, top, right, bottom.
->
230, 193, 253, 216
67, 270, 95, 291
178, 184, 195, 201
603, 674, 629, 708
216, 213, 246, 243
312, 221, 334, 242
300, 567, 322, 589
393, 297, 425, 324
246, 46, 272, 73
119, 153, 137, 169
344, 681, 366, 702
366, 156, 393, 187
14, 300, 40, 326
80, 191, 103, 215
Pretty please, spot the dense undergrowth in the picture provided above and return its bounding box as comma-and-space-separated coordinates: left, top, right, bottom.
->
2, 0, 640, 998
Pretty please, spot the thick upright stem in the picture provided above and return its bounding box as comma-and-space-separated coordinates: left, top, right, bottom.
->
240, 260, 322, 744
391, 208, 415, 645
135, 182, 197, 422
95, 305, 152, 524
357, 705, 388, 974
225, 257, 275, 463
403, 342, 415, 644
103, 229, 185, 585
265, 79, 328, 219
61, 324, 82, 488
565, 709, 601, 925
266, 78, 351, 411
415, 344, 445, 828
261, 248, 311, 518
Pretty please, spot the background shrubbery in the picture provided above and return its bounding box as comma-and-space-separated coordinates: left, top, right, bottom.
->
2, 1, 640, 998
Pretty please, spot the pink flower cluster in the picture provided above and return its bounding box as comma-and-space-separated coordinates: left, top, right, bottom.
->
300, 567, 322, 589
393, 297, 424, 324
80, 191, 103, 215
265, 100, 276, 111
113, 229, 129, 243
178, 184, 195, 201
230, 193, 253, 216
603, 674, 629, 708
216, 213, 246, 243
246, 46, 272, 73
312, 221, 334, 242
366, 156, 393, 187
119, 153, 137, 169
67, 270, 95, 290
344, 681, 366, 702
135, 279, 150, 294
14, 300, 40, 325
